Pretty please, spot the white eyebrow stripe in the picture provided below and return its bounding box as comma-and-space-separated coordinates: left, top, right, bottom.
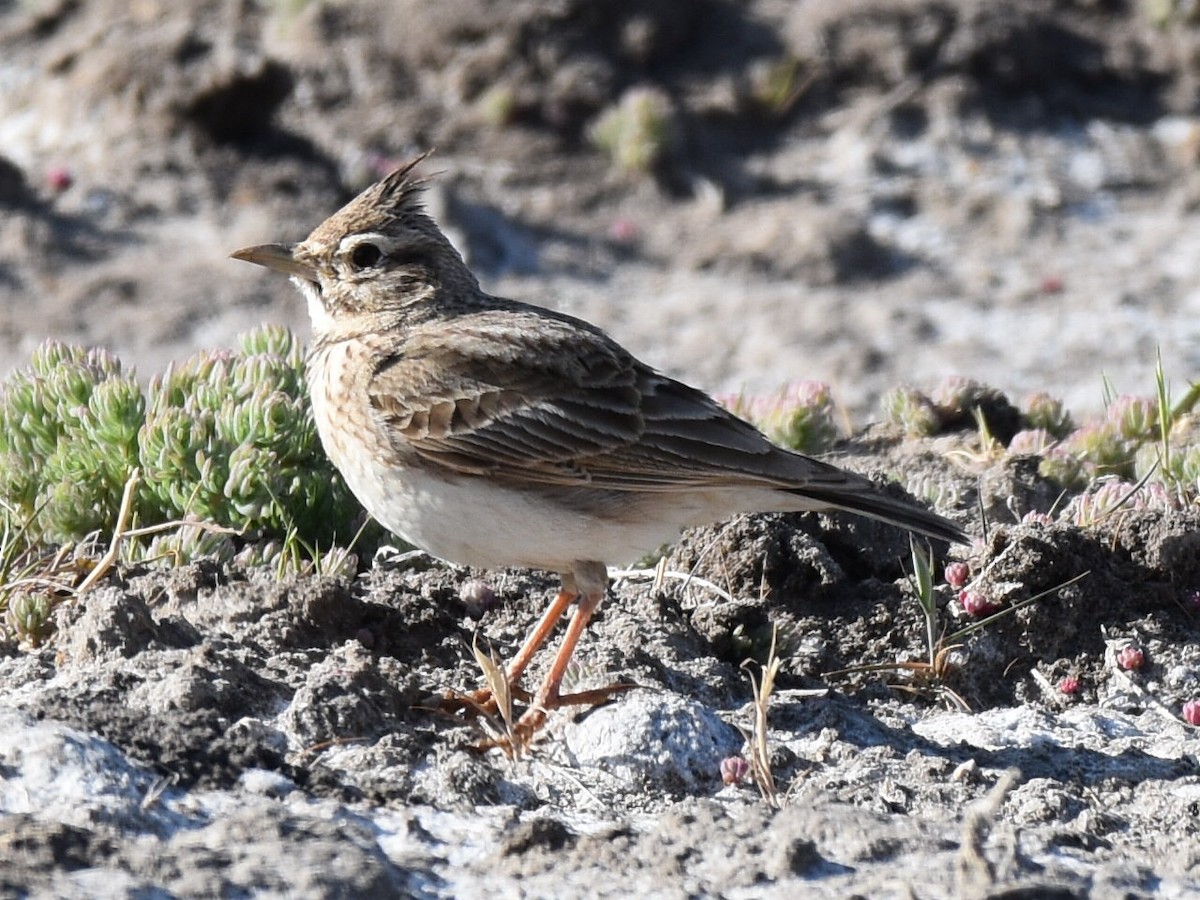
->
336, 232, 394, 255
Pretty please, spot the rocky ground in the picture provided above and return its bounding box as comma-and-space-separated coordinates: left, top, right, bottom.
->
1, 1, 1199, 897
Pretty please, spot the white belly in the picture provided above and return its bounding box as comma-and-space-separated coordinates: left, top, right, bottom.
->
333, 442, 690, 571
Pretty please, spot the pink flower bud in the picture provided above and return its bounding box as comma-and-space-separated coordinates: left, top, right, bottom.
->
1039, 275, 1064, 294
608, 217, 639, 243
1058, 675, 1080, 695
1183, 700, 1200, 727
720, 755, 749, 785
1116, 646, 1145, 671
45, 166, 72, 193
46, 166, 73, 192
958, 590, 995, 618
944, 562, 970, 589
459, 579, 497, 617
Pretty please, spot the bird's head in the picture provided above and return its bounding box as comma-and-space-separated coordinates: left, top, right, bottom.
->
232, 154, 476, 340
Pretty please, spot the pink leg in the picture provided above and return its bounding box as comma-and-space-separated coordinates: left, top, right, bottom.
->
444, 563, 634, 741
515, 583, 635, 739
503, 586, 575, 687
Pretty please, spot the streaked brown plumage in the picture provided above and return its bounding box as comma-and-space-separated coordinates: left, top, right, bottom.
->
233, 155, 966, 746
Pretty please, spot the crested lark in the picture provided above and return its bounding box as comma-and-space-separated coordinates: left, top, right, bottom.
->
233, 156, 966, 745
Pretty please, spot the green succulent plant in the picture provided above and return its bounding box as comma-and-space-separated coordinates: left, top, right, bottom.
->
1021, 392, 1074, 439
719, 381, 839, 454
589, 86, 677, 174
0, 326, 369, 555
1136, 413, 1200, 493
0, 343, 143, 543
881, 386, 941, 437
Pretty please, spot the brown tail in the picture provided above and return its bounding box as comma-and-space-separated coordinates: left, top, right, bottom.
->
788, 484, 968, 545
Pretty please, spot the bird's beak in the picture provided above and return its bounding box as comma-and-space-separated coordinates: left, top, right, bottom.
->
230, 243, 318, 283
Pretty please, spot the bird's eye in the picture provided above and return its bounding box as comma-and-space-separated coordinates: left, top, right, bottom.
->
349, 242, 383, 269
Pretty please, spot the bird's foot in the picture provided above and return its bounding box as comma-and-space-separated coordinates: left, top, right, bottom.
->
436, 681, 636, 722
435, 684, 532, 718
475, 681, 639, 756
546, 682, 639, 709
436, 578, 635, 754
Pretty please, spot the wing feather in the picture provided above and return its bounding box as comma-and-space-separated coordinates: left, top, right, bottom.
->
367, 306, 874, 495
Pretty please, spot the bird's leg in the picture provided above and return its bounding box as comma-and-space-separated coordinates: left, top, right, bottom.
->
514, 584, 636, 740
512, 585, 603, 737
444, 563, 634, 740
502, 585, 576, 688
440, 582, 577, 715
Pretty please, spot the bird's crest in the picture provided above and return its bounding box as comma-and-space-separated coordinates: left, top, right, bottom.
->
306, 151, 437, 245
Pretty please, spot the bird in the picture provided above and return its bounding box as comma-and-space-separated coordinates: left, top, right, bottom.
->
232, 154, 967, 747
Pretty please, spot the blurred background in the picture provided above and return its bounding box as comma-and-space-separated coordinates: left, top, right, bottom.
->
2, 0, 1200, 420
